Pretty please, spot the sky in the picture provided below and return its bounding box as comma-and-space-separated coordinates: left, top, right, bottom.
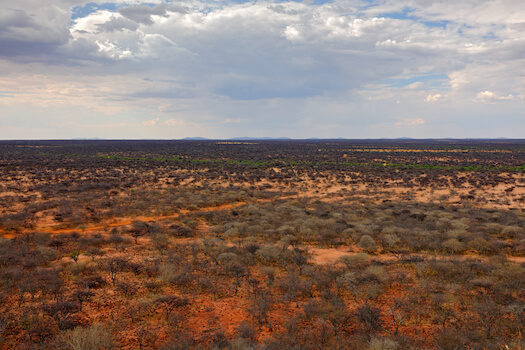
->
0, 0, 524, 139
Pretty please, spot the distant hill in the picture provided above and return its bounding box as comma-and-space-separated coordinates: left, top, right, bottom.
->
170, 136, 521, 142
229, 137, 292, 140
71, 137, 105, 140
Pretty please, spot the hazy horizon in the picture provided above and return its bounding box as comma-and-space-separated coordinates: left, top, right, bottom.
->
2, 137, 525, 142
1, 0, 524, 139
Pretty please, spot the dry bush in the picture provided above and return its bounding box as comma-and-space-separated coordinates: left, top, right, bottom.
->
59, 324, 113, 350
358, 235, 378, 253
339, 253, 370, 271
369, 337, 399, 350
381, 234, 401, 250
501, 226, 525, 239
255, 246, 281, 265
260, 266, 276, 286
434, 328, 464, 350
467, 237, 493, 254
485, 223, 504, 235
362, 266, 390, 284
364, 283, 384, 301
441, 238, 466, 254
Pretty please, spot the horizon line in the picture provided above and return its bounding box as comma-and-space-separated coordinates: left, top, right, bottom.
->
1, 137, 525, 142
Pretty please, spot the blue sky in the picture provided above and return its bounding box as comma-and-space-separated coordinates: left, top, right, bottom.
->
71, 3, 123, 19
0, 0, 524, 139
377, 73, 449, 89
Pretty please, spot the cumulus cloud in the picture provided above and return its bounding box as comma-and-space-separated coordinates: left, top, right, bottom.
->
425, 93, 444, 102
475, 90, 514, 102
96, 14, 139, 32
142, 118, 160, 126
61, 1, 481, 99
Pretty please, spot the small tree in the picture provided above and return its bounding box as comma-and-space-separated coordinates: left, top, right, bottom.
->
28, 316, 57, 350
321, 303, 353, 339
42, 301, 81, 330
85, 247, 105, 261
155, 295, 189, 320
151, 234, 170, 254
130, 220, 149, 244
248, 291, 273, 325
356, 303, 382, 336
387, 299, 406, 336
116, 281, 138, 297
68, 251, 81, 264
104, 257, 128, 286
73, 289, 93, 312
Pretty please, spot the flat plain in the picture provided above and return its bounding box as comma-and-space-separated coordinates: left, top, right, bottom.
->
1, 139, 524, 349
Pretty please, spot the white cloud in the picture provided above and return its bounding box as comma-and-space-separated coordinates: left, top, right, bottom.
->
395, 118, 426, 127
95, 39, 133, 58
142, 118, 160, 126
72, 10, 121, 33
475, 90, 514, 102
163, 119, 187, 126
425, 93, 444, 102
221, 118, 241, 124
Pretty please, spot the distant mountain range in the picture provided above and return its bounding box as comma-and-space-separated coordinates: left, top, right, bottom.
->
182, 137, 292, 140
185, 137, 417, 141
69, 137, 518, 141
71, 137, 105, 140
230, 137, 292, 140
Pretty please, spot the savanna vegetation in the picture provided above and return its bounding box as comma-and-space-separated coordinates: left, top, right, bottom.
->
0, 139, 524, 349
